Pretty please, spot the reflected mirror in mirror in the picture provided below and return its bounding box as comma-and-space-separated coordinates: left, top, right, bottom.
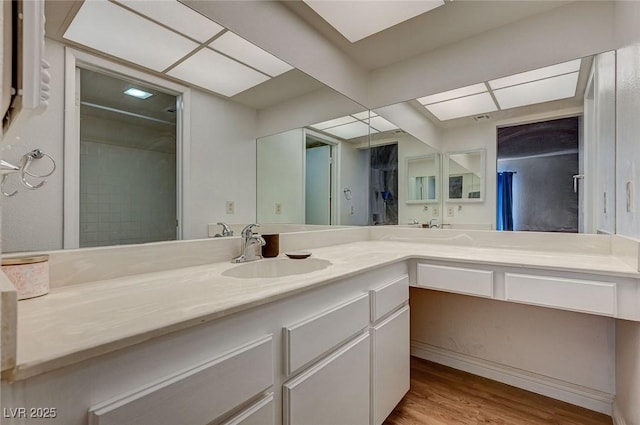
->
445, 150, 485, 202
406, 154, 440, 203
256, 111, 372, 227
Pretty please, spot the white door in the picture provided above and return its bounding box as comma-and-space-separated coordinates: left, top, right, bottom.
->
305, 145, 331, 224
371, 306, 410, 425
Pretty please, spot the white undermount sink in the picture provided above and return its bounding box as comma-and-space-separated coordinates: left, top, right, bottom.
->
222, 258, 332, 279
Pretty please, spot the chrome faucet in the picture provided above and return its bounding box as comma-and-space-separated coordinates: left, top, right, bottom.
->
429, 219, 440, 229
233, 224, 266, 263
214, 222, 233, 237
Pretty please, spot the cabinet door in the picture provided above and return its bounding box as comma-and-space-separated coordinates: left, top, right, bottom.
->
371, 306, 410, 425
283, 333, 370, 425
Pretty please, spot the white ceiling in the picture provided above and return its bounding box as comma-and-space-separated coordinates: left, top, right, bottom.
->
45, 0, 587, 126
282, 0, 573, 70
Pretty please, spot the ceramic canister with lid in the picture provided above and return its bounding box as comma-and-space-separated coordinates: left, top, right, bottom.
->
1, 255, 50, 300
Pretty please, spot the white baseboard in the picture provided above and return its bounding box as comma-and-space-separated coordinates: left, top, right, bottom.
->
612, 401, 628, 425
411, 340, 614, 415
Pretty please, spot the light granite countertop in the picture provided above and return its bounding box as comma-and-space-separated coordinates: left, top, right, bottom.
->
5, 239, 640, 381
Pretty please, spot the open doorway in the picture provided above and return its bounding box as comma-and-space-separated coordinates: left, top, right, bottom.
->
78, 68, 178, 247
497, 117, 579, 232
305, 133, 335, 225
370, 143, 398, 225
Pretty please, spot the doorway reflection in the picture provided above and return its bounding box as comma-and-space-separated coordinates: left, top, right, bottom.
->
370, 144, 398, 225
79, 69, 177, 247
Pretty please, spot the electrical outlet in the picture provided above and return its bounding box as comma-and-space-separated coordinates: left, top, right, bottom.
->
226, 201, 234, 214
275, 203, 282, 215
432, 207, 439, 217
350, 206, 355, 215
447, 206, 454, 217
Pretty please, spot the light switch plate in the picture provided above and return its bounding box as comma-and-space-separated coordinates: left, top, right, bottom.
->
432, 207, 439, 217
447, 206, 454, 217
275, 203, 282, 215
226, 201, 234, 214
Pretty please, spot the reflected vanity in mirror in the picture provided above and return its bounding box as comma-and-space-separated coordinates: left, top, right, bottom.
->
406, 154, 440, 203
444, 150, 485, 203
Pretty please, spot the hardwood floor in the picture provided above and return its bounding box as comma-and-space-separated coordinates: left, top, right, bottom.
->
384, 357, 613, 425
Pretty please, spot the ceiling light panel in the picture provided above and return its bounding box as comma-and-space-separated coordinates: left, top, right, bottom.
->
210, 32, 293, 77
351, 111, 377, 120
304, 0, 444, 43
310, 116, 357, 130
425, 92, 498, 121
64, 0, 198, 72
322, 122, 377, 139
493, 72, 579, 110
167, 49, 269, 97
417, 83, 487, 105
124, 88, 153, 99
370, 116, 398, 132
114, 0, 224, 42
489, 59, 581, 90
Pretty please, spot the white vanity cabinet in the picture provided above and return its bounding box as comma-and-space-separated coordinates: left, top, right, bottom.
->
369, 275, 410, 425
2, 261, 411, 425
87, 336, 273, 425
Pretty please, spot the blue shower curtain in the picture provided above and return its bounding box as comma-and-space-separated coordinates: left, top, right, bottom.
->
497, 172, 514, 231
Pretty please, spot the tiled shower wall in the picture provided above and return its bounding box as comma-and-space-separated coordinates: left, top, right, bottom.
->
79, 141, 176, 247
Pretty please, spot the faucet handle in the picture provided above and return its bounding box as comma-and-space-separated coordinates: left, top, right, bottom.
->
241, 223, 260, 237
217, 222, 233, 236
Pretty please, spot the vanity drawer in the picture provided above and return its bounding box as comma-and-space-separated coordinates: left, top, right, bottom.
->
369, 274, 409, 323
220, 393, 274, 425
88, 335, 273, 425
284, 293, 369, 376
416, 263, 494, 298
505, 273, 616, 316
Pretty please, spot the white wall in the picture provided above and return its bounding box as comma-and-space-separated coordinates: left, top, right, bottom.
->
0, 39, 65, 252
184, 89, 257, 240
256, 129, 305, 224
614, 41, 640, 425
0, 38, 258, 250
411, 289, 615, 395
615, 43, 640, 239
616, 319, 640, 425
338, 142, 369, 225
594, 51, 617, 234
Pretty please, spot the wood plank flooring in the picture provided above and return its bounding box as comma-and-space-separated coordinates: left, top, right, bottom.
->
384, 357, 612, 425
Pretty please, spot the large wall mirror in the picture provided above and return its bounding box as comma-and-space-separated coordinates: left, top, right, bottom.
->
1, 0, 624, 254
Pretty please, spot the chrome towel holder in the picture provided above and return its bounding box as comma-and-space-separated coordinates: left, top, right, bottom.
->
0, 149, 56, 197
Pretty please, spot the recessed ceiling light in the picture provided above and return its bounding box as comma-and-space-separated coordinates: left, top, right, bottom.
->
304, 0, 444, 42
424, 92, 498, 121
351, 111, 377, 120
417, 83, 487, 105
167, 48, 269, 97
210, 32, 293, 77
489, 59, 581, 90
370, 116, 398, 132
114, 0, 224, 42
322, 121, 377, 139
310, 116, 357, 130
124, 88, 153, 99
492, 72, 579, 109
63, 0, 198, 72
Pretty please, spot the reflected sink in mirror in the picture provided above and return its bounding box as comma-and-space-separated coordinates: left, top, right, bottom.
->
222, 258, 332, 279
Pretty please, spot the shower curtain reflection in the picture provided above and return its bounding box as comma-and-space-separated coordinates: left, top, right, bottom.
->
370, 144, 398, 225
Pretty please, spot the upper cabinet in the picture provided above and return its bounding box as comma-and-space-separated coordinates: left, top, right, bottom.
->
444, 149, 486, 203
